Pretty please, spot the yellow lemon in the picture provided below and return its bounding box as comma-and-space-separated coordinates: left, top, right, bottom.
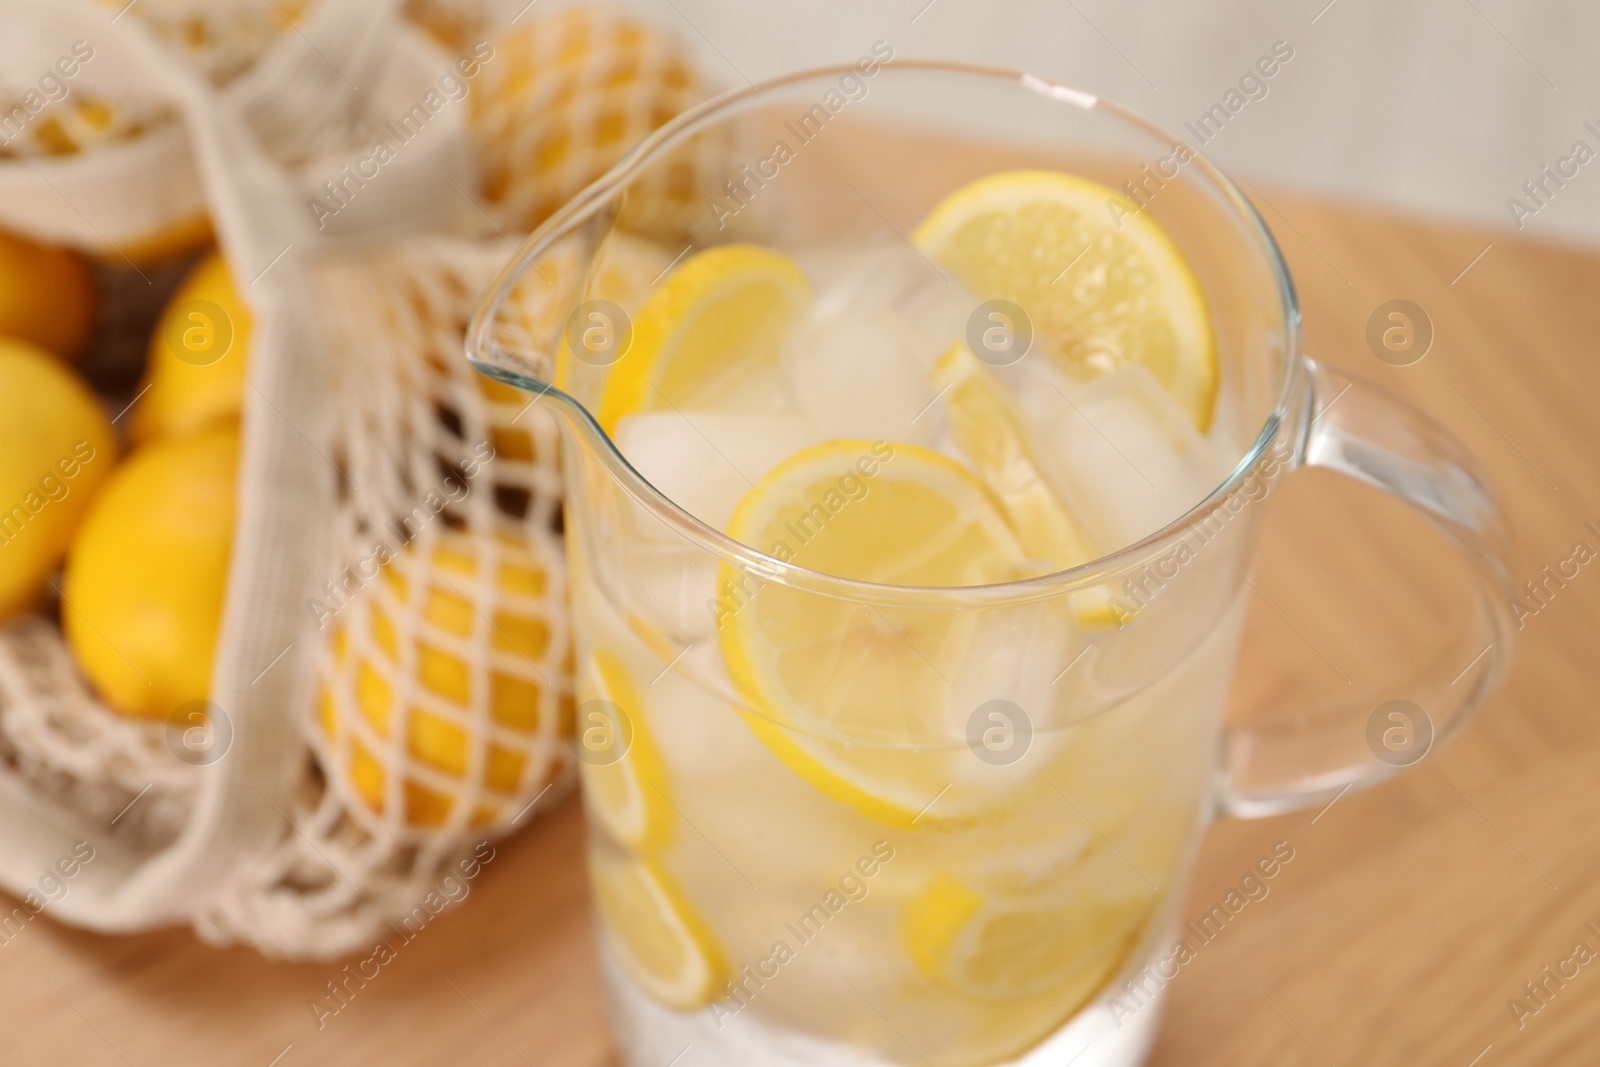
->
595, 244, 812, 434
130, 251, 252, 444
318, 532, 573, 829
591, 847, 727, 1009
718, 440, 1030, 827
471, 7, 706, 233
913, 170, 1216, 430
62, 425, 238, 719
0, 229, 96, 360
576, 648, 673, 852
0, 340, 115, 619
901, 863, 1155, 1001
117, 214, 216, 268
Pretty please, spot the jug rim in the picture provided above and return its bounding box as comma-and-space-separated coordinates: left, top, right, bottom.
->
467, 59, 1303, 607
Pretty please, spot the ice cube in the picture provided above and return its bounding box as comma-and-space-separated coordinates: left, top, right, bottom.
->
781, 309, 947, 444
1016, 362, 1231, 549
615, 411, 824, 533
686, 356, 797, 417
791, 240, 974, 368
607, 411, 822, 647
899, 265, 976, 366
793, 241, 934, 318
611, 541, 723, 644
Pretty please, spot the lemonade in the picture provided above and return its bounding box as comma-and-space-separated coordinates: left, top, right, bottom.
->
466, 59, 1520, 1064
549, 169, 1251, 1066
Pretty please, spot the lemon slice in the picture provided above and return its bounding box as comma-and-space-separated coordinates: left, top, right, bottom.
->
901, 870, 1154, 1001
934, 342, 1095, 570
913, 170, 1216, 431
719, 440, 1029, 827
595, 244, 812, 433
577, 649, 674, 852
933, 343, 1130, 629
592, 849, 727, 1009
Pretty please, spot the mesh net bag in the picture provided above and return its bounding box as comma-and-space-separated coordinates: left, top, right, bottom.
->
309, 240, 575, 841
0, 0, 459, 260
191, 239, 577, 955
0, 0, 306, 260
0, 0, 716, 957
0, 237, 578, 955
0, 0, 287, 164
0, 618, 196, 843
94, 0, 310, 87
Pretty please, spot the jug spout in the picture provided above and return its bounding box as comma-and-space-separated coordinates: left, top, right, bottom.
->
467, 219, 613, 398
466, 86, 736, 415
467, 189, 707, 453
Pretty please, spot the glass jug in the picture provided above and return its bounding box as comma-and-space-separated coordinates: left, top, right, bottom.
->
467, 60, 1515, 1067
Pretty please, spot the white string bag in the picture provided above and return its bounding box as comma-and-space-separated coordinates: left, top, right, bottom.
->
0, 0, 465, 256
0, 0, 293, 256
0, 0, 578, 957
193, 239, 576, 956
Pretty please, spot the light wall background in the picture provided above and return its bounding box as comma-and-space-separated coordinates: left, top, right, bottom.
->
622, 0, 1600, 248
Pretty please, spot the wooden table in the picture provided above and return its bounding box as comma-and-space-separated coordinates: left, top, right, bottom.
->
4, 196, 1597, 1067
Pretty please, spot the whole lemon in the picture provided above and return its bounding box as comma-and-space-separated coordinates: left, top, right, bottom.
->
0, 340, 116, 619
0, 230, 96, 361
63, 425, 238, 719
130, 252, 252, 444
117, 214, 215, 268
318, 532, 572, 828
470, 8, 705, 233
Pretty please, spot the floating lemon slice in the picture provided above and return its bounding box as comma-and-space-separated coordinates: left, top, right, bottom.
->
595, 244, 811, 434
577, 649, 674, 852
592, 849, 727, 1010
933, 343, 1130, 629
935, 342, 1095, 570
901, 870, 1154, 1001
719, 440, 1029, 827
913, 170, 1216, 431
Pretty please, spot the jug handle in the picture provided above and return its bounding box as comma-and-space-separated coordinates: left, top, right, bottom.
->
1216, 358, 1520, 818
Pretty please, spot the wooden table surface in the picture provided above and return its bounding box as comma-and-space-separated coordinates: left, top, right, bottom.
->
4, 195, 1598, 1067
